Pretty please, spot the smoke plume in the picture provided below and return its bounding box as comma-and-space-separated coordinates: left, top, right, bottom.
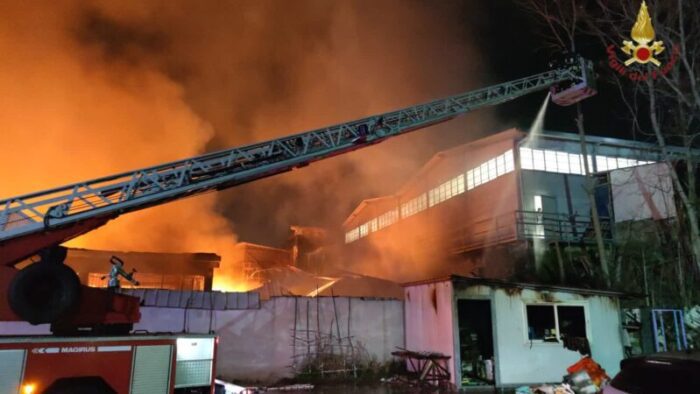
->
0, 1, 497, 285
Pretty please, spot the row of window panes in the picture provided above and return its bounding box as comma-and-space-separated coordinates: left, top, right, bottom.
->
428, 174, 465, 207
400, 194, 428, 218
377, 209, 399, 230
346, 149, 516, 244
466, 149, 515, 190
345, 228, 360, 243
345, 208, 400, 243
519, 147, 654, 175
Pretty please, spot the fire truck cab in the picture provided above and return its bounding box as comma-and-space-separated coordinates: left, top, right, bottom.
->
0, 333, 217, 394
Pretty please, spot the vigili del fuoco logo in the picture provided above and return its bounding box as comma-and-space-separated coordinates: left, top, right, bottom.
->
607, 1, 680, 81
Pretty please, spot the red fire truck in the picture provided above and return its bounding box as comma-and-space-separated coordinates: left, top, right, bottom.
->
0, 333, 217, 394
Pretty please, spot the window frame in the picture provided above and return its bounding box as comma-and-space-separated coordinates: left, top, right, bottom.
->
522, 302, 589, 344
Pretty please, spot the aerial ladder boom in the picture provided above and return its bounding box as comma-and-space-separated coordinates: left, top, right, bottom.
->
0, 56, 595, 267
0, 55, 595, 329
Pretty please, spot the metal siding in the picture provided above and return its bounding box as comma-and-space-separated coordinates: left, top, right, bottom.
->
175, 360, 213, 388
174, 337, 215, 388
0, 349, 25, 394
130, 345, 172, 394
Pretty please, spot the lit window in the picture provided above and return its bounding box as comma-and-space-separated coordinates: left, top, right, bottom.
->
480, 163, 489, 183
520, 147, 534, 170
345, 228, 360, 243
401, 195, 427, 218
377, 209, 399, 229
455, 174, 465, 194
596, 156, 608, 172
521, 147, 653, 175
474, 166, 482, 186
569, 153, 582, 175
487, 159, 497, 181
504, 149, 515, 172
367, 218, 378, 232
467, 170, 475, 190
496, 154, 506, 175
544, 150, 558, 173
358, 223, 369, 237
533, 149, 546, 171
556, 152, 570, 174
418, 194, 427, 211
428, 187, 440, 207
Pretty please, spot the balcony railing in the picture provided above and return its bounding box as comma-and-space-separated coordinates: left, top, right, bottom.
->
448, 210, 613, 254
516, 210, 612, 242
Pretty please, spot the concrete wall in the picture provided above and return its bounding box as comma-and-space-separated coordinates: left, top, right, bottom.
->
138, 296, 404, 383
403, 281, 456, 380
0, 296, 404, 384
452, 284, 624, 387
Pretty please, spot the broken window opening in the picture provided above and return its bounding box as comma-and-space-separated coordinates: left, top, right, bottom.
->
526, 305, 557, 341
526, 304, 587, 343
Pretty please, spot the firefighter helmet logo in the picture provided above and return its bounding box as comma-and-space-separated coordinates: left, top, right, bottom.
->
621, 1, 665, 66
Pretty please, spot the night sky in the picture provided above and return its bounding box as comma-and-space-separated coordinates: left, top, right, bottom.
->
473, 1, 632, 139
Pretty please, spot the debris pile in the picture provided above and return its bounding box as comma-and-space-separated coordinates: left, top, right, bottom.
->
515, 356, 610, 394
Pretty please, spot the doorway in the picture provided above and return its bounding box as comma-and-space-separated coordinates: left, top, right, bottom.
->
457, 299, 495, 387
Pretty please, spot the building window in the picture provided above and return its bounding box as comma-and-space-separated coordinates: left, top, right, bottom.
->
345, 228, 360, 243
526, 304, 587, 341
520, 147, 653, 175
465, 149, 514, 191
401, 193, 428, 218
558, 305, 587, 338
526, 305, 556, 341
377, 209, 399, 229
505, 149, 515, 172
428, 174, 466, 207
533, 149, 546, 171
569, 153, 582, 174
520, 147, 534, 170
358, 223, 369, 237
367, 218, 378, 233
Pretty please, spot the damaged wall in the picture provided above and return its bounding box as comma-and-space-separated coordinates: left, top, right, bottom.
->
486, 288, 624, 386
403, 281, 456, 380
403, 278, 625, 389
136, 296, 404, 383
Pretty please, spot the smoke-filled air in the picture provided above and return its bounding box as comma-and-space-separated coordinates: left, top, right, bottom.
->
0, 1, 498, 288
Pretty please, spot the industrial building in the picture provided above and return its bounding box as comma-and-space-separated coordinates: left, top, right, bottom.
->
343, 128, 676, 281
64, 248, 221, 291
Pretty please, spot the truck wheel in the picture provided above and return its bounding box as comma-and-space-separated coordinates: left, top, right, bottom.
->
44, 377, 116, 394
7, 262, 81, 324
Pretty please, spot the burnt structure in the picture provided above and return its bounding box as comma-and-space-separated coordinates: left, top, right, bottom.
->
64, 248, 220, 291
342, 129, 676, 282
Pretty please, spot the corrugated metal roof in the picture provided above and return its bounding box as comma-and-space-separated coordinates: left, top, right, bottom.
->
120, 289, 260, 310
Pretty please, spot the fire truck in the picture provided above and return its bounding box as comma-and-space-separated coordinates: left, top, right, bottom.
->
0, 334, 216, 394
0, 55, 595, 393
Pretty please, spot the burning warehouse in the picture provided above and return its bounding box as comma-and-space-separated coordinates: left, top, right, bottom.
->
63, 248, 220, 291
342, 128, 676, 283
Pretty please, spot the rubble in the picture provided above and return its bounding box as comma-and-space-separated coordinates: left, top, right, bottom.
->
514, 356, 610, 394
